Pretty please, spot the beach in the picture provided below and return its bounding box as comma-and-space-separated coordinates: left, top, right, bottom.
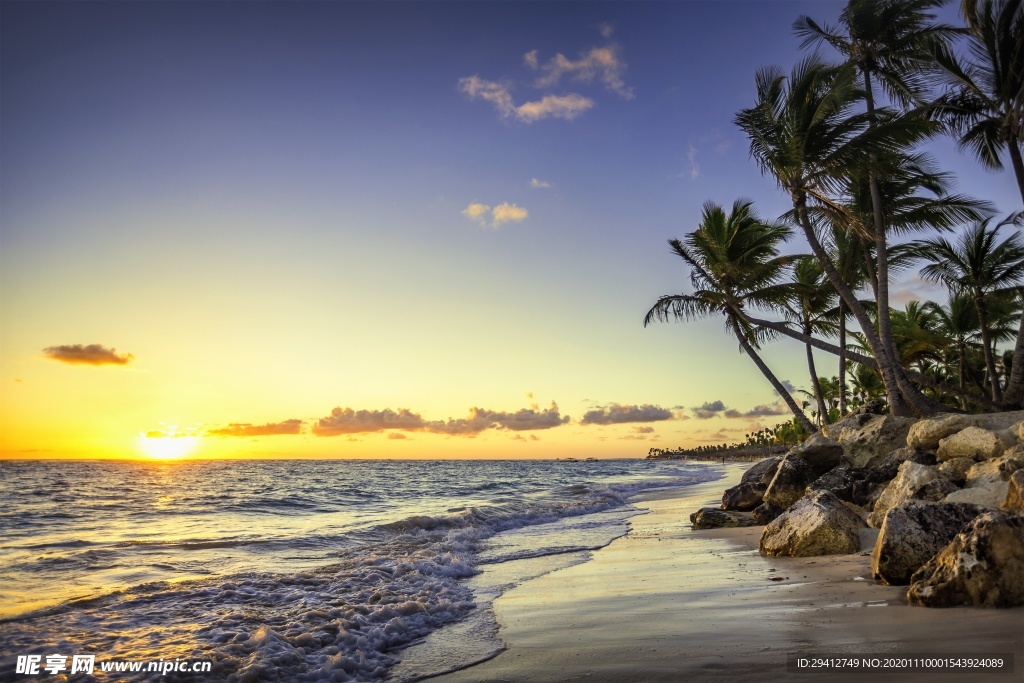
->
433, 463, 1024, 683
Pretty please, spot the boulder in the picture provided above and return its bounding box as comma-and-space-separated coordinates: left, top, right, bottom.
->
868, 461, 942, 528
936, 426, 1015, 462
964, 449, 1024, 488
833, 415, 916, 469
690, 507, 760, 529
871, 501, 986, 585
763, 454, 815, 510
1002, 469, 1024, 513
788, 433, 843, 476
821, 412, 874, 440
741, 456, 782, 487
943, 482, 1012, 509
752, 501, 783, 525
759, 489, 864, 557
872, 447, 935, 481
721, 482, 764, 511
908, 511, 1024, 607
937, 457, 976, 485
907, 411, 1024, 451
808, 465, 866, 503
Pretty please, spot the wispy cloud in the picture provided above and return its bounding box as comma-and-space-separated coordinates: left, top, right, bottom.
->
580, 403, 674, 425
43, 343, 133, 366
598, 22, 615, 39
462, 201, 528, 228
458, 76, 594, 123
206, 420, 303, 437
528, 45, 634, 99
687, 144, 700, 179
530, 178, 553, 189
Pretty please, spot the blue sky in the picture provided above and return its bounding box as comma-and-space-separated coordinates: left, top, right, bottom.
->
2, 1, 1021, 458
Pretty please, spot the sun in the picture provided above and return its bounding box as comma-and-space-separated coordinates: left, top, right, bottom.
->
137, 433, 201, 460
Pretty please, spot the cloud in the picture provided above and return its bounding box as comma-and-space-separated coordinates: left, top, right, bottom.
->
459, 76, 594, 123
313, 402, 569, 437
598, 22, 615, 39
633, 426, 655, 434
312, 407, 430, 436
530, 178, 553, 189
687, 144, 700, 179
491, 202, 529, 227
463, 201, 528, 228
778, 380, 798, 396
580, 403, 674, 425
43, 343, 133, 366
742, 402, 789, 417
206, 420, 303, 437
529, 46, 634, 99
387, 432, 408, 440
692, 400, 726, 419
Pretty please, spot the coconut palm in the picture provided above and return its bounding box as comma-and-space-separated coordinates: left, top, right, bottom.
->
644, 200, 816, 433
735, 55, 940, 416
782, 257, 840, 424
796, 0, 960, 399
907, 216, 1024, 402
925, 294, 982, 397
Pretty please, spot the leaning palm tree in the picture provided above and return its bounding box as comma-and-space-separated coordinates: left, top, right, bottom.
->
644, 200, 816, 433
782, 257, 840, 424
795, 0, 960, 405
735, 55, 939, 416
907, 216, 1024, 402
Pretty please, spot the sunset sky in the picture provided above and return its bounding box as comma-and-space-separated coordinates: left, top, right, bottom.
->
2, 1, 1021, 460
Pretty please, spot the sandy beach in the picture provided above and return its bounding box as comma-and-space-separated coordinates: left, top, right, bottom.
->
433, 463, 1024, 683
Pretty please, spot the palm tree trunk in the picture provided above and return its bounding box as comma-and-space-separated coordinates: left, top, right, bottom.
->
732, 323, 816, 434
839, 302, 848, 415
793, 202, 919, 416
974, 294, 1003, 403
737, 311, 994, 411
805, 322, 829, 425
1003, 315, 1024, 407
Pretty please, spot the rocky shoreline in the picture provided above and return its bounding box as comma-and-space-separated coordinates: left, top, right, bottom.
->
690, 410, 1024, 608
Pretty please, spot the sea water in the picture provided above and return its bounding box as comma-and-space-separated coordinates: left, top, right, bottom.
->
0, 459, 722, 681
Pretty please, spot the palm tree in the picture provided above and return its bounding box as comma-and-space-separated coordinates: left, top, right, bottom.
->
735, 55, 939, 416
782, 257, 839, 424
644, 200, 816, 433
795, 0, 961, 403
908, 216, 1024, 402
925, 294, 982, 398
931, 0, 1024, 404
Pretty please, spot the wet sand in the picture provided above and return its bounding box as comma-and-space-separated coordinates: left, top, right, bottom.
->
434, 463, 1024, 682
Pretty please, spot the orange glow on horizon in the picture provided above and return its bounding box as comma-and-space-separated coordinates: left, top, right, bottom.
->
137, 433, 201, 460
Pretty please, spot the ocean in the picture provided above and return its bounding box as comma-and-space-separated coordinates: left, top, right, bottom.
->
0, 459, 723, 681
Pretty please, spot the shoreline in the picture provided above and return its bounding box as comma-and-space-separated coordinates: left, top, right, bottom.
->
433, 462, 1024, 683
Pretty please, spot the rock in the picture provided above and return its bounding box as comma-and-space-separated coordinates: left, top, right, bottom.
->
741, 456, 782, 486
964, 450, 1024, 488
722, 482, 764, 511
789, 433, 843, 476
808, 465, 866, 503
1002, 469, 1024, 513
872, 447, 935, 481
690, 507, 760, 529
937, 457, 976, 485
868, 461, 942, 528
724, 457, 782, 511
871, 501, 986, 585
833, 415, 916, 469
908, 511, 1024, 607
852, 480, 888, 508
759, 489, 864, 557
908, 411, 1024, 451
936, 426, 1015, 462
916, 478, 958, 501
821, 412, 874, 440
763, 454, 815, 510
752, 501, 783, 525
943, 482, 1011, 509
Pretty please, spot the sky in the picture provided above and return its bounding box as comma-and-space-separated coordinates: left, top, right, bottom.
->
2, 1, 1021, 460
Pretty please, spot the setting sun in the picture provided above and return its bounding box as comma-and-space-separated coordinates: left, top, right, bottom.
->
137, 434, 200, 460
